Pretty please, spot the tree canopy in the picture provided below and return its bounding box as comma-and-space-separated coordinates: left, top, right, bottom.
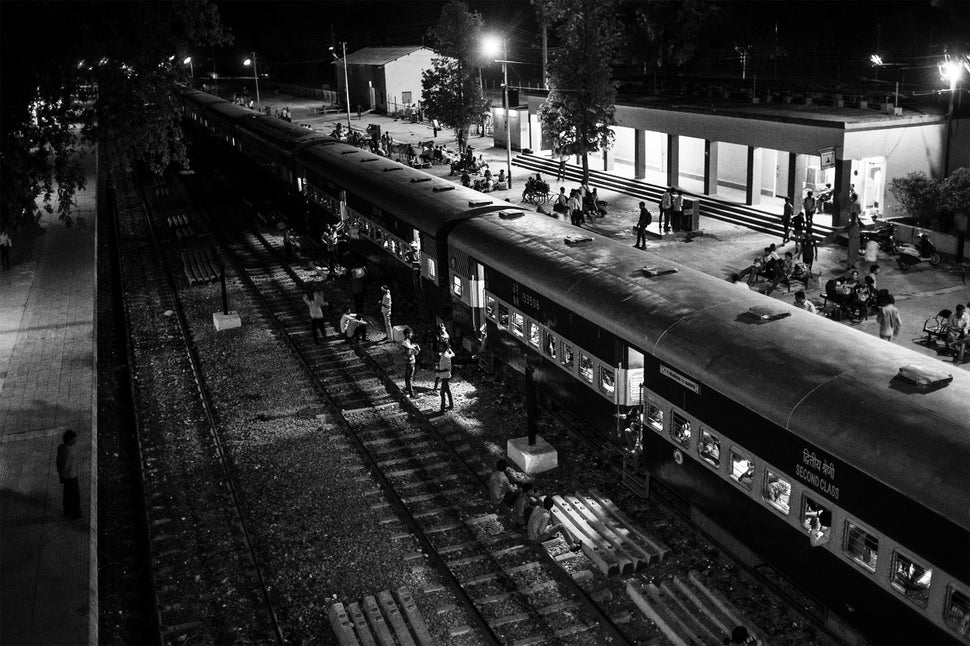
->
420, 1, 488, 152
0, 0, 229, 228
537, 0, 622, 182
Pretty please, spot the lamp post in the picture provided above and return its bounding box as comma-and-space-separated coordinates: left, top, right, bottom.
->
483, 35, 513, 189
243, 53, 260, 109
183, 56, 193, 82
940, 57, 968, 177
330, 43, 352, 130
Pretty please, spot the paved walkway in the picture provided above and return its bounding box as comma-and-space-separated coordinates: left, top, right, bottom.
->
0, 143, 97, 645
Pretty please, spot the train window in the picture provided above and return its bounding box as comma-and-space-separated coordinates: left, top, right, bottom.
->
511, 312, 525, 337
497, 304, 509, 329
801, 496, 831, 546
600, 367, 615, 395
670, 413, 691, 448
944, 587, 970, 637
452, 275, 463, 297
528, 321, 540, 347
485, 296, 496, 320
645, 404, 664, 432
544, 332, 557, 359
561, 342, 574, 369
762, 470, 791, 515
579, 353, 594, 383
697, 429, 720, 468
890, 552, 932, 608
844, 521, 879, 572
730, 448, 754, 490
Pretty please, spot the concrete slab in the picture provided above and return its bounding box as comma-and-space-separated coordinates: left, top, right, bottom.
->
508, 435, 558, 474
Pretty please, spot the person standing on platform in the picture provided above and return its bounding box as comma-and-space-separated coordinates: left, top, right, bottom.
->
0, 228, 11, 270
379, 284, 393, 341
781, 197, 793, 243
557, 156, 566, 182
876, 293, 901, 342
792, 212, 805, 253
401, 328, 421, 397
634, 201, 652, 249
671, 190, 684, 232
803, 190, 817, 226
660, 187, 673, 233
56, 430, 82, 519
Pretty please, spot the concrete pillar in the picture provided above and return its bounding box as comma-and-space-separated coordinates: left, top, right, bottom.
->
746, 146, 764, 205
603, 147, 615, 171
832, 157, 853, 228
704, 140, 719, 195
634, 129, 647, 179
791, 154, 809, 202
666, 134, 680, 188
786, 152, 798, 200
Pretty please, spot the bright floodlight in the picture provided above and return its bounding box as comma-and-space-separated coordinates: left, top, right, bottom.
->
183, 56, 192, 65
243, 58, 252, 67
940, 59, 964, 85
870, 54, 883, 66
168, 55, 175, 62
482, 34, 502, 59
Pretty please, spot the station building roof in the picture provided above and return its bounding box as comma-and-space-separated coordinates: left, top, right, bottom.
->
341, 46, 434, 67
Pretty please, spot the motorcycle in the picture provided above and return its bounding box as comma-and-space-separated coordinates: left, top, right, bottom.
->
861, 222, 896, 254
895, 232, 941, 271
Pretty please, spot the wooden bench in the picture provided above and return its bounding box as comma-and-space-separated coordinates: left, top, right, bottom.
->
328, 587, 433, 646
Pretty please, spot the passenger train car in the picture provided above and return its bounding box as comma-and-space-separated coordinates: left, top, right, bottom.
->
179, 88, 970, 645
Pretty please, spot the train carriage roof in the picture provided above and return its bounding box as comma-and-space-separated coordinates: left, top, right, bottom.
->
449, 213, 970, 529
238, 115, 328, 152
296, 144, 524, 236
179, 88, 227, 107
203, 99, 259, 124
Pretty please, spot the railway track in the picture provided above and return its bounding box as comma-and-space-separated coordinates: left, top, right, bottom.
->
110, 160, 284, 646
175, 164, 633, 645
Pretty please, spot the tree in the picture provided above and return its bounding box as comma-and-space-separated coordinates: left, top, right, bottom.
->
888, 172, 944, 227
421, 1, 488, 152
624, 0, 723, 75
0, 1, 229, 228
536, 0, 622, 182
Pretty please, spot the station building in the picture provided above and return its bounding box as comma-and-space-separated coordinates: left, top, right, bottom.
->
334, 46, 437, 115
496, 91, 969, 228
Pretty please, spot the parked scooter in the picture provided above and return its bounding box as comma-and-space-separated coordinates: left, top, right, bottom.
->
861, 222, 896, 254
895, 232, 942, 271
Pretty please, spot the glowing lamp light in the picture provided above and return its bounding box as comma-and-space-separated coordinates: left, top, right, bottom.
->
243, 58, 253, 67
870, 54, 883, 66
183, 56, 192, 65
939, 59, 964, 86
481, 34, 502, 59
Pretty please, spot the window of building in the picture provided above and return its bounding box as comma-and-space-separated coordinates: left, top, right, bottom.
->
730, 448, 754, 490
844, 521, 879, 572
497, 304, 509, 329
944, 587, 970, 637
670, 413, 691, 448
452, 275, 463, 297
544, 332, 557, 358
402, 91, 412, 104
528, 321, 540, 347
579, 353, 594, 383
762, 470, 791, 515
511, 312, 524, 337
645, 403, 664, 432
561, 342, 574, 369
485, 295, 495, 319
890, 552, 932, 608
801, 496, 831, 546
600, 367, 615, 395
698, 429, 720, 468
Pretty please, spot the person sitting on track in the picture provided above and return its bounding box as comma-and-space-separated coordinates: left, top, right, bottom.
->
527, 497, 580, 550
487, 459, 519, 507
511, 482, 541, 528
340, 306, 366, 342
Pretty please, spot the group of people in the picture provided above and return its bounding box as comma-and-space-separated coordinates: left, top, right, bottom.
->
658, 186, 688, 233
486, 460, 581, 550
552, 182, 607, 225
274, 106, 292, 122
399, 323, 456, 413
473, 168, 507, 193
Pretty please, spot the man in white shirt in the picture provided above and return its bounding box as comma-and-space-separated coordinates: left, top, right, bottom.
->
302, 289, 327, 344
379, 285, 392, 341
793, 290, 818, 314
946, 304, 969, 347
487, 459, 518, 506
401, 327, 420, 397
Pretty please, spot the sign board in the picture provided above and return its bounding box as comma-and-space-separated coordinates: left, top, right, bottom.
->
819, 147, 836, 170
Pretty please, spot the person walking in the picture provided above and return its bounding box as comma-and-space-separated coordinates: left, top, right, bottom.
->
792, 211, 805, 253
846, 212, 862, 270
56, 429, 82, 519
401, 328, 421, 397
634, 201, 652, 249
671, 190, 684, 232
435, 341, 455, 412
557, 156, 566, 182
659, 187, 673, 233
781, 197, 793, 243
0, 228, 12, 270
379, 284, 393, 341
876, 294, 902, 342
303, 288, 327, 344
802, 191, 817, 226
800, 231, 818, 275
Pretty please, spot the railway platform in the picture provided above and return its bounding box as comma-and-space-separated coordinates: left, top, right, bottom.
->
0, 142, 98, 645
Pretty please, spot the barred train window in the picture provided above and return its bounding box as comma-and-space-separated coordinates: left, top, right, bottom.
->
762, 470, 791, 515
452, 275, 463, 297
579, 353, 594, 383
645, 404, 664, 432
511, 312, 524, 337
528, 321, 540, 347
485, 295, 495, 319
561, 342, 574, 369
600, 367, 615, 394
844, 521, 879, 572
544, 332, 557, 359
891, 552, 932, 608
497, 304, 509, 329
944, 587, 970, 637
801, 496, 831, 546
670, 413, 691, 447
730, 448, 754, 490
698, 429, 720, 468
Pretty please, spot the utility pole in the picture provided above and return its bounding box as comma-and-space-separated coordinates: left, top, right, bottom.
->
341, 41, 352, 130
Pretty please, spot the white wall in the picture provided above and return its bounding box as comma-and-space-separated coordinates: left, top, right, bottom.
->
384, 49, 437, 112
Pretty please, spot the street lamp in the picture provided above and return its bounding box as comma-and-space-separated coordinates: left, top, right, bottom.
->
243, 53, 260, 109
483, 34, 513, 190
940, 56, 968, 176
330, 43, 352, 130
183, 56, 194, 82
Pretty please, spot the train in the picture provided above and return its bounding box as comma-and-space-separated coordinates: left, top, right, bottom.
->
178, 88, 970, 645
